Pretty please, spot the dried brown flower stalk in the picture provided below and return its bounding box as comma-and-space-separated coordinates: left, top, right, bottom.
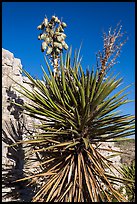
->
97, 22, 128, 81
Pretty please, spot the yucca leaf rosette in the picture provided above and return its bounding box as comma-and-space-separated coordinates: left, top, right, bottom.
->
10, 48, 134, 202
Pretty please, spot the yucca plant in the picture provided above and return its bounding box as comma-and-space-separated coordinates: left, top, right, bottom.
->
9, 19, 135, 202
120, 160, 135, 202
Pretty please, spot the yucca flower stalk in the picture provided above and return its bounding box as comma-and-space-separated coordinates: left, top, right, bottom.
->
9, 22, 135, 202
96, 21, 127, 81
37, 15, 68, 78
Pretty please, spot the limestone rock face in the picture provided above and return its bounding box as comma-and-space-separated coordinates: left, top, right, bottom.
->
2, 49, 22, 201
2, 49, 36, 202
2, 48, 22, 121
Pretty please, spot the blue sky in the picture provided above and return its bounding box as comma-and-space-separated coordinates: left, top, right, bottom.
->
2, 2, 135, 137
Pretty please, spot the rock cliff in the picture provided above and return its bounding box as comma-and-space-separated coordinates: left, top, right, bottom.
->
2, 48, 37, 201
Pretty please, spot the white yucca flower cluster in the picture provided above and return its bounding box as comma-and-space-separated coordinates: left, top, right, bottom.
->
37, 15, 68, 55
37, 15, 68, 77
